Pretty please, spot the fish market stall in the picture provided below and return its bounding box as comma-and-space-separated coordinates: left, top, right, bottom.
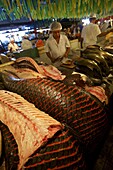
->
0, 47, 113, 170
1, 0, 113, 169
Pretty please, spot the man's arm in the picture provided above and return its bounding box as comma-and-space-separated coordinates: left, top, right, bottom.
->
45, 40, 55, 62
45, 39, 57, 63
15, 44, 19, 50
63, 47, 70, 58
46, 51, 55, 63
8, 44, 11, 51
64, 35, 70, 57
96, 25, 101, 36
81, 27, 85, 49
80, 37, 83, 49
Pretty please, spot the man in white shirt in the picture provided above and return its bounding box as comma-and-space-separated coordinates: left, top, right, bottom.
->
21, 35, 32, 50
45, 21, 70, 67
8, 38, 19, 52
81, 14, 101, 48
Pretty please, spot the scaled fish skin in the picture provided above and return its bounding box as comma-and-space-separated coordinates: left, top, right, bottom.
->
1, 71, 109, 153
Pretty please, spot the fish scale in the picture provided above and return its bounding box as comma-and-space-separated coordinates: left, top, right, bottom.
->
2, 74, 110, 153
1, 123, 19, 169
0, 121, 86, 170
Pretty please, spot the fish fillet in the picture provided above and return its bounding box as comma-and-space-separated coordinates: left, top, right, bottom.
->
0, 90, 62, 169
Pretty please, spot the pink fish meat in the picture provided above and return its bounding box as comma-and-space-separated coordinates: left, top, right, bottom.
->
0, 90, 62, 169
16, 57, 66, 80
85, 85, 108, 104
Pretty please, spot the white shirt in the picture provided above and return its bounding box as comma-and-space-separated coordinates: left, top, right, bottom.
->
21, 39, 32, 50
100, 22, 109, 32
81, 23, 101, 48
45, 34, 70, 60
8, 42, 19, 52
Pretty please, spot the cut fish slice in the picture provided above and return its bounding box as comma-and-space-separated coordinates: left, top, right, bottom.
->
0, 90, 62, 169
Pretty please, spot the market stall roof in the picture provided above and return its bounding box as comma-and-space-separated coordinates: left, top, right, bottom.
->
0, 0, 113, 22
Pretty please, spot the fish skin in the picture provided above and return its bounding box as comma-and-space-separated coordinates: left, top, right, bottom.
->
1, 71, 109, 151
82, 48, 113, 66
0, 121, 86, 170
74, 58, 103, 79
101, 51, 113, 66
90, 77, 102, 85
82, 53, 109, 76
87, 44, 102, 49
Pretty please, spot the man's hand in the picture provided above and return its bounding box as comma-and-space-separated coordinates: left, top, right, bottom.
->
10, 47, 12, 52
51, 58, 56, 63
63, 47, 70, 58
63, 53, 68, 58
46, 52, 55, 63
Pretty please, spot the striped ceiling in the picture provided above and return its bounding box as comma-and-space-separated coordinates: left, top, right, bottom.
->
0, 0, 113, 21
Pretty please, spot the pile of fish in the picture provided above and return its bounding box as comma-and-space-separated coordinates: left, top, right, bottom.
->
74, 45, 113, 88
0, 50, 112, 169
97, 28, 113, 49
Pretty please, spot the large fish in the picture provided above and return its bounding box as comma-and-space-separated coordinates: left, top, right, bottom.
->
1, 71, 110, 153
82, 53, 109, 76
87, 45, 102, 50
74, 58, 103, 79
0, 90, 86, 170
82, 48, 113, 66
81, 45, 102, 55
101, 51, 113, 66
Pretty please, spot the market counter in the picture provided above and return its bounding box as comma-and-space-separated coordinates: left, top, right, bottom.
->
13, 47, 40, 60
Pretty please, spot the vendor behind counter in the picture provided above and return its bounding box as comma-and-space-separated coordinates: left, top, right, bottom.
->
8, 38, 19, 52
7, 35, 40, 60
21, 35, 33, 50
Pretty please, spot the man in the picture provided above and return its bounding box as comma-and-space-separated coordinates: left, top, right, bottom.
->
8, 38, 19, 52
81, 14, 101, 48
45, 21, 70, 67
21, 35, 32, 50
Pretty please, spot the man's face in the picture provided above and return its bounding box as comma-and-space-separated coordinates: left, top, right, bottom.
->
90, 18, 96, 23
52, 30, 60, 39
11, 40, 14, 44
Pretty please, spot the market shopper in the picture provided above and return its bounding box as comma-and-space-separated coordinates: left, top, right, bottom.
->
21, 35, 32, 50
81, 14, 101, 48
45, 21, 70, 67
8, 38, 19, 52
35, 39, 44, 48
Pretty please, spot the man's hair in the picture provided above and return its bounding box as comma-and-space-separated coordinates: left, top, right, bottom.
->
50, 21, 62, 31
90, 17, 96, 22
